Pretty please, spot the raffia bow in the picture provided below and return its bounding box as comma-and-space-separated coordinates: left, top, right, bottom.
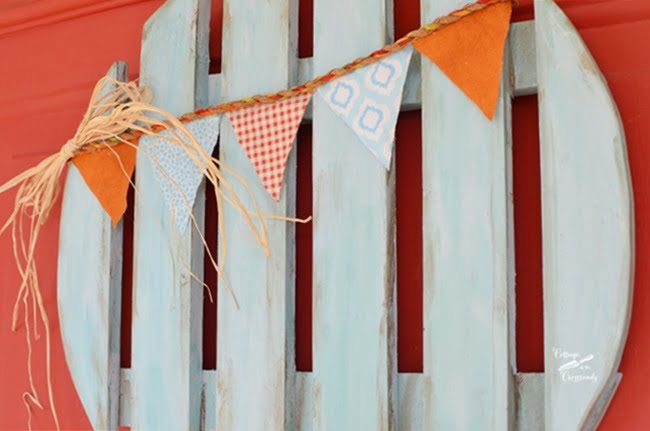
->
0, 76, 305, 430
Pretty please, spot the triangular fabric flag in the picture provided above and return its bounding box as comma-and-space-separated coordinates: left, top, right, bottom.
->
140, 115, 221, 230
72, 142, 136, 227
227, 93, 311, 201
317, 46, 413, 169
413, 1, 512, 119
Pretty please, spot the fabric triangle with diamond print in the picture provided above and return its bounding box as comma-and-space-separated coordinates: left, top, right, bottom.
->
317, 45, 413, 169
140, 115, 221, 231
227, 93, 311, 201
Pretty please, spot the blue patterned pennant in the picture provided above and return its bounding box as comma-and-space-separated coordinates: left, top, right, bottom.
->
318, 46, 413, 168
140, 115, 221, 231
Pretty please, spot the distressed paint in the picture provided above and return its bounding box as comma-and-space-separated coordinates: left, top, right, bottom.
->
57, 1, 636, 428
120, 371, 420, 430
120, 370, 554, 430
130, 0, 211, 429
311, 0, 396, 430
535, 1, 634, 429
420, 0, 514, 429
124, 372, 415, 429
216, 0, 298, 430
57, 62, 126, 431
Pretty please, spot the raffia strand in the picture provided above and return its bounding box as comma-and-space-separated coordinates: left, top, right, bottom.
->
0, 76, 290, 430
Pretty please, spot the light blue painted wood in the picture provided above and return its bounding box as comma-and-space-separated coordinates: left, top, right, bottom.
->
294, 372, 421, 431
420, 1, 514, 429
311, 0, 396, 430
535, 1, 634, 429
58, 4, 635, 429
216, 0, 298, 430
120, 370, 557, 430
57, 62, 126, 431
130, 0, 211, 429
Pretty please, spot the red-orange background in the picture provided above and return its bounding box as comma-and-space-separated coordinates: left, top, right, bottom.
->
1, 0, 649, 429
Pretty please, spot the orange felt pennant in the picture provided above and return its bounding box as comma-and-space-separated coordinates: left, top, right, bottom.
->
413, 1, 512, 119
72, 143, 136, 226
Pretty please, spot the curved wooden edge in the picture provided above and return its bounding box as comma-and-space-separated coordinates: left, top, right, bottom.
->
534, 1, 634, 429
57, 61, 127, 431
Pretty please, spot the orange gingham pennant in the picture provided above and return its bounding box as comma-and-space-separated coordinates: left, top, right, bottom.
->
227, 93, 311, 200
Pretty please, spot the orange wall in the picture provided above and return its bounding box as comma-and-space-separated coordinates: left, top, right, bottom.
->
0, 0, 649, 429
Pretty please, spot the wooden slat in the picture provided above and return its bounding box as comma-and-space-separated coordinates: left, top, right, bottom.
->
535, 0, 634, 429
130, 0, 211, 429
216, 0, 298, 430
311, 0, 396, 429
57, 62, 126, 431
420, 1, 515, 429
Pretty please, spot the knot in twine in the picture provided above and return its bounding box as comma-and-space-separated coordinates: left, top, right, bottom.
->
0, 74, 309, 431
60, 139, 85, 160
0, 76, 156, 431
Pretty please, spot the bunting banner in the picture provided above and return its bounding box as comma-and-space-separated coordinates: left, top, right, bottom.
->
140, 114, 221, 230
318, 46, 413, 169
0, 3, 514, 426
61, 0, 512, 215
227, 93, 311, 200
72, 142, 136, 226
413, 0, 512, 118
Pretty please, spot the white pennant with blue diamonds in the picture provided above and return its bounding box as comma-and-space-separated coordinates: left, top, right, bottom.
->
318, 45, 413, 168
140, 115, 221, 231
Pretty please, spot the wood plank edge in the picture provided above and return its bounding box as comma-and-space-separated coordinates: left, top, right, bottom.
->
119, 371, 555, 429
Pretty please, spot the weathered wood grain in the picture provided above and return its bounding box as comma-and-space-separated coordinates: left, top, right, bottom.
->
311, 0, 396, 430
57, 62, 126, 431
130, 0, 211, 429
121, 370, 560, 430
420, 0, 515, 429
216, 0, 298, 430
535, 1, 634, 429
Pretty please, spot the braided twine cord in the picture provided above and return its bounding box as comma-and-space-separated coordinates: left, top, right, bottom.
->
86, 0, 515, 152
